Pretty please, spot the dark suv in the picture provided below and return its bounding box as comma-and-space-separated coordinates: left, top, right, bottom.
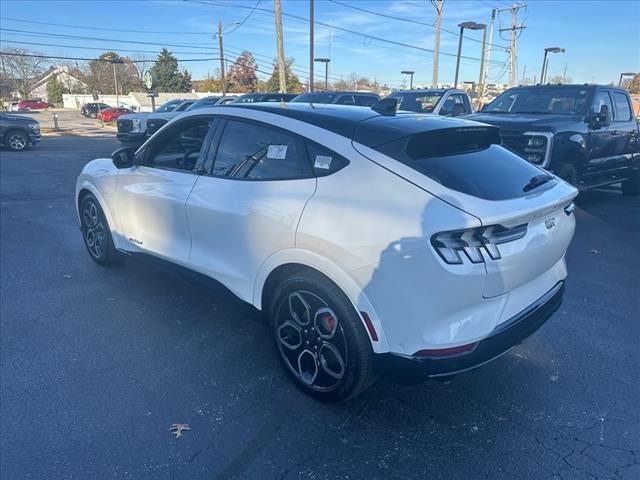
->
0, 113, 41, 151
469, 84, 640, 195
291, 91, 380, 106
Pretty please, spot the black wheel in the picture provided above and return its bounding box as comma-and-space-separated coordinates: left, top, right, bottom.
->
80, 193, 122, 265
269, 269, 376, 402
621, 169, 640, 196
4, 130, 29, 152
90, 112, 97, 119
555, 162, 578, 187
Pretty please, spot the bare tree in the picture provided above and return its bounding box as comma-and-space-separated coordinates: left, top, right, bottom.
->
130, 53, 154, 85
0, 48, 47, 98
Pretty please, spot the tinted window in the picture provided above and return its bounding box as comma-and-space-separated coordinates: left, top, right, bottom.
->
612, 92, 632, 121
306, 143, 349, 176
212, 120, 312, 180
374, 129, 554, 200
389, 92, 444, 113
176, 101, 195, 112
145, 119, 211, 171
484, 87, 589, 114
189, 97, 221, 110
355, 95, 379, 107
336, 95, 356, 105
291, 92, 336, 104
155, 100, 182, 113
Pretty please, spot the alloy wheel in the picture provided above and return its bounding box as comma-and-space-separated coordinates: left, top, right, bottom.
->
275, 290, 348, 391
8, 133, 27, 151
81, 199, 106, 259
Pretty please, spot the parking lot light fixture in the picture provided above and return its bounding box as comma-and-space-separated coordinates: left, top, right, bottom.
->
454, 22, 485, 89
401, 70, 415, 89
314, 58, 330, 90
540, 47, 565, 84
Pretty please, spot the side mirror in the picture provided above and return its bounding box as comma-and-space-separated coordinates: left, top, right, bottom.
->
112, 146, 135, 169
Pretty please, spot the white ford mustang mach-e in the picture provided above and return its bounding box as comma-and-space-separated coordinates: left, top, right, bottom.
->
76, 102, 578, 401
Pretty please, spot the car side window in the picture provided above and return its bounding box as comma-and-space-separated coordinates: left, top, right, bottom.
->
355, 95, 378, 107
336, 95, 356, 105
440, 94, 467, 116
612, 92, 632, 121
211, 120, 312, 180
144, 119, 211, 172
592, 91, 614, 115
306, 143, 349, 177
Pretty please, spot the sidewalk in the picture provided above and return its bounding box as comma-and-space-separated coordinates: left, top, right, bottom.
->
10, 108, 118, 138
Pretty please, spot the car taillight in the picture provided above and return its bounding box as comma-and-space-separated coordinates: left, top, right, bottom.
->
431, 223, 528, 265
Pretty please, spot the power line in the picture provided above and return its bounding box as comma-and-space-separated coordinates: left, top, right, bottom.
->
328, 0, 508, 50
0, 51, 221, 63
223, 0, 261, 35
186, 0, 506, 64
0, 39, 217, 56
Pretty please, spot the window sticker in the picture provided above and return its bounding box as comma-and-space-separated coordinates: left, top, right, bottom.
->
314, 155, 332, 170
267, 144, 288, 159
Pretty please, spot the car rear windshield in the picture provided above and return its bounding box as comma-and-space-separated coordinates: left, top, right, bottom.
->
483, 86, 590, 115
387, 92, 444, 113
374, 127, 556, 200
291, 92, 336, 104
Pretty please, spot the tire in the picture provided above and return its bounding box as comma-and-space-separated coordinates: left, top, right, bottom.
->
269, 269, 377, 402
90, 112, 97, 119
621, 169, 640, 196
4, 130, 29, 152
555, 162, 578, 187
79, 193, 123, 265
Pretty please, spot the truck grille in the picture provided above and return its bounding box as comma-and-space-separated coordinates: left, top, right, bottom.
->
499, 131, 526, 157
147, 119, 168, 135
117, 119, 133, 133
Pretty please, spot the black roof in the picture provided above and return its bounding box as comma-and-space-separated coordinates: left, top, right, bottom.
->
223, 102, 484, 148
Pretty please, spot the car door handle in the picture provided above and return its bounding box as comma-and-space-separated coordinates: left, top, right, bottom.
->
610, 131, 619, 135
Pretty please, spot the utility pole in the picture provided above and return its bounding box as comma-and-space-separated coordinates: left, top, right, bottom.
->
309, 0, 314, 92
431, 0, 444, 88
274, 0, 287, 93
477, 24, 488, 107
499, 3, 527, 86
218, 19, 226, 95
562, 63, 568, 83
521, 64, 526, 84
483, 9, 496, 91
112, 61, 119, 107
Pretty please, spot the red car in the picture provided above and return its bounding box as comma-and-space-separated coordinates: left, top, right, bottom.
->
97, 107, 134, 122
18, 99, 54, 111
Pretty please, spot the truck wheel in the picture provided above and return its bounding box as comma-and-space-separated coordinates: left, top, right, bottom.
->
4, 130, 29, 152
555, 162, 578, 187
621, 170, 640, 196
269, 269, 377, 402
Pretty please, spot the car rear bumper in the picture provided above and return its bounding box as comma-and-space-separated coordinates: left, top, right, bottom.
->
375, 281, 564, 383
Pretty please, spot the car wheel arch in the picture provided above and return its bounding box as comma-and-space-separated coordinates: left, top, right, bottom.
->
76, 184, 117, 243
253, 250, 390, 353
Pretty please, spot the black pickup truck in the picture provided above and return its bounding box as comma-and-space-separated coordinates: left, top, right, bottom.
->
468, 84, 640, 195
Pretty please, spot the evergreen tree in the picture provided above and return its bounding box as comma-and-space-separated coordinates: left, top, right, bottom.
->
46, 77, 67, 104
265, 57, 302, 93
152, 49, 192, 92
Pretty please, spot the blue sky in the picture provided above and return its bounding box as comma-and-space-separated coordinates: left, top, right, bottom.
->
1, 0, 638, 88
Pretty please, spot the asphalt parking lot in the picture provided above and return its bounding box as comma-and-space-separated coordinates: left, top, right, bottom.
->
1, 136, 639, 480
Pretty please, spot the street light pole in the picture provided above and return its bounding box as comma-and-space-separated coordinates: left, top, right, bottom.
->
540, 47, 565, 84
454, 22, 485, 89
309, 0, 314, 92
314, 58, 330, 90
401, 70, 415, 89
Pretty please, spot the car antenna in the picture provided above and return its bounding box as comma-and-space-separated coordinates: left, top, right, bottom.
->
371, 98, 398, 116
